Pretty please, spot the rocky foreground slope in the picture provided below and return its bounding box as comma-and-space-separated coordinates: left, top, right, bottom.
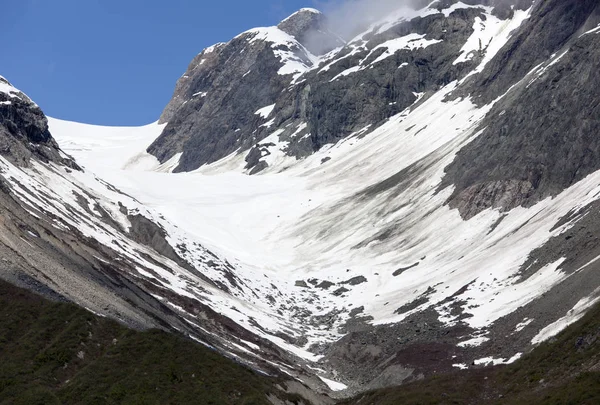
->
3, 0, 600, 401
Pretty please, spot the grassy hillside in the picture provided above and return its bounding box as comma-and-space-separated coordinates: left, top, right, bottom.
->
0, 279, 304, 405
3, 274, 600, 405
342, 301, 600, 405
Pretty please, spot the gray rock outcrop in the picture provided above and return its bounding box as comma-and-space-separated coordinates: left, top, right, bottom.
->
442, 0, 600, 218
0, 77, 78, 169
151, 2, 513, 173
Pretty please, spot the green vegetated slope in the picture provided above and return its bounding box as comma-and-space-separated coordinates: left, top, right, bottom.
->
342, 306, 600, 405
0, 279, 302, 405
3, 274, 600, 405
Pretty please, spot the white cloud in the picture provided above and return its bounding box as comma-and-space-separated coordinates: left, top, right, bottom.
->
312, 0, 420, 40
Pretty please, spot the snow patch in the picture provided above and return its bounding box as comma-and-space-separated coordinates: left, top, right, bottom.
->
532, 290, 600, 345
255, 104, 276, 119
457, 335, 490, 347
475, 353, 522, 366
319, 376, 348, 391
367, 34, 442, 66
580, 24, 600, 37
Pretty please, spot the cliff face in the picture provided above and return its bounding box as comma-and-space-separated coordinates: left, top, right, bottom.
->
151, 0, 539, 176
443, 0, 600, 218
148, 2, 512, 173
149, 9, 342, 173
0, 76, 78, 169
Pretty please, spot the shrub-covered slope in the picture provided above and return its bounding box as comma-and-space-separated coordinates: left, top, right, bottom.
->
0, 279, 311, 405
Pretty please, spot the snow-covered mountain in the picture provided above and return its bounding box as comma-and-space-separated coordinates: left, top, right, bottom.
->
2, 0, 600, 400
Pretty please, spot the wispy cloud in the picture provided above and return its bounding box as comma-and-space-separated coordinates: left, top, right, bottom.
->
312, 0, 420, 39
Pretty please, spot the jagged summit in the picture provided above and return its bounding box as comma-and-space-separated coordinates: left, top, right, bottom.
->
276, 8, 324, 39
278, 7, 344, 56
0, 75, 77, 169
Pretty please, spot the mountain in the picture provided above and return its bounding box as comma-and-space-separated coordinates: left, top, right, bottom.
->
2, 0, 600, 402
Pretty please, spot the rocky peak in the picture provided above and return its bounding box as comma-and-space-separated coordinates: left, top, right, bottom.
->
277, 8, 344, 55
0, 75, 79, 169
277, 8, 323, 38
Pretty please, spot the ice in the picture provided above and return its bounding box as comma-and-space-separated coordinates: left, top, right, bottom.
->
48, 118, 167, 173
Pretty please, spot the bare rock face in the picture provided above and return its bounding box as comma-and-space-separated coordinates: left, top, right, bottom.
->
277, 8, 343, 55
0, 77, 78, 169
151, 3, 498, 173
148, 25, 319, 172
442, 0, 600, 218
449, 180, 534, 220
157, 43, 226, 125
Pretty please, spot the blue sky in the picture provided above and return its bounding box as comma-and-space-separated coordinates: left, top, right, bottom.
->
3, 0, 316, 125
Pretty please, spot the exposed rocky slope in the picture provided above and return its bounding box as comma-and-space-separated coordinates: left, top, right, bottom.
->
0, 76, 77, 169
4, 0, 600, 400
340, 293, 600, 404
149, 8, 342, 172
444, 0, 600, 218
149, 0, 537, 174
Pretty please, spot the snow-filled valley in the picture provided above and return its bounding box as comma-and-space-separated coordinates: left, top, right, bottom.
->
49, 75, 600, 373
4, 0, 600, 396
